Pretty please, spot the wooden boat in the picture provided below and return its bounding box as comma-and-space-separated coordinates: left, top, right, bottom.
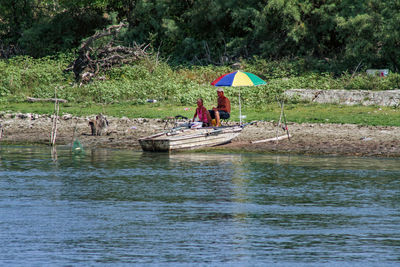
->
139, 125, 242, 152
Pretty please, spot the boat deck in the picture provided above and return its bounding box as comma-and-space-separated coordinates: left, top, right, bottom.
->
139, 126, 242, 152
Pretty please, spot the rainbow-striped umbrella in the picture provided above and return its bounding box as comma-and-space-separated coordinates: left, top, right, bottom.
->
211, 70, 267, 87
211, 70, 266, 124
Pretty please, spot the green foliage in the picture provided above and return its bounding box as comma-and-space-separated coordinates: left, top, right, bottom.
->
0, 0, 35, 43
0, 55, 399, 110
343, 73, 398, 90
2, 101, 400, 127
2, 0, 400, 73
0, 56, 73, 98
19, 9, 109, 57
335, 0, 400, 71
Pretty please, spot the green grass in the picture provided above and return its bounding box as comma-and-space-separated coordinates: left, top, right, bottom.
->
242, 103, 400, 126
1, 101, 400, 127
2, 56, 399, 129
274, 104, 400, 126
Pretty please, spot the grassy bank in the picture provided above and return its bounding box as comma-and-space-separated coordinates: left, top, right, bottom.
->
1, 55, 400, 107
1, 101, 400, 127
1, 55, 400, 127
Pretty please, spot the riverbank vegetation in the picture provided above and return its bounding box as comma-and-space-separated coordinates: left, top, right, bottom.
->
2, 100, 400, 127
1, 55, 400, 106
1, 1, 400, 127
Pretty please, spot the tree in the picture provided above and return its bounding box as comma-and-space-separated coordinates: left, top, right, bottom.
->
336, 0, 400, 70
18, 8, 109, 57
0, 0, 35, 53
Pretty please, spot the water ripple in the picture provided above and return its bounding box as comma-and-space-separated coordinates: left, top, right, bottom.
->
1, 146, 400, 265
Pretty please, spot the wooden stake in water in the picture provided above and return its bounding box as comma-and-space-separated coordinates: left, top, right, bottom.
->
50, 87, 60, 146
51, 146, 58, 162
70, 117, 78, 153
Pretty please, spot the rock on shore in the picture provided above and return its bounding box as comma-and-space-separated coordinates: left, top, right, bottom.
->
285, 89, 400, 107
1, 113, 400, 157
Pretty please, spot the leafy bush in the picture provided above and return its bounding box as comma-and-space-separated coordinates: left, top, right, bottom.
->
1, 54, 399, 108
0, 55, 73, 98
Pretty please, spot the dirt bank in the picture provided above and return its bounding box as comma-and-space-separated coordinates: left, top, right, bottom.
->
1, 113, 400, 157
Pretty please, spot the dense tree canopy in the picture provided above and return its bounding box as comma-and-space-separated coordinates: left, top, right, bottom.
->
1, 0, 399, 71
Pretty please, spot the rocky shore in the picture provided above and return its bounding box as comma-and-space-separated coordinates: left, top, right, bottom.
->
1, 112, 400, 157
285, 89, 400, 107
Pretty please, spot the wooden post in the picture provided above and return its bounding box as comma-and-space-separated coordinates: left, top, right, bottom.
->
252, 98, 291, 144
70, 116, 80, 153
282, 102, 291, 141
51, 146, 58, 162
275, 100, 284, 143
50, 87, 60, 146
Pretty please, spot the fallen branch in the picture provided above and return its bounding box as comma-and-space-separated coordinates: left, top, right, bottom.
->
251, 134, 292, 144
27, 97, 68, 103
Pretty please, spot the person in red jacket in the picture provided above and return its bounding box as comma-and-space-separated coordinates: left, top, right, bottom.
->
209, 88, 231, 126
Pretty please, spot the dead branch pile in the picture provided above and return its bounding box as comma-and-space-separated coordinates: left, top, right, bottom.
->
65, 22, 150, 84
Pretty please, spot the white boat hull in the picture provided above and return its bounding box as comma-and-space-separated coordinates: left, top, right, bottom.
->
139, 126, 242, 152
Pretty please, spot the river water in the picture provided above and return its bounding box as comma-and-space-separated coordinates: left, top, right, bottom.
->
0, 145, 399, 266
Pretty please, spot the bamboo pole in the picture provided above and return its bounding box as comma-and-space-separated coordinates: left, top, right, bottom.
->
70, 117, 79, 153
51, 145, 58, 162
53, 101, 60, 146
275, 100, 284, 143
50, 87, 59, 146
281, 103, 291, 141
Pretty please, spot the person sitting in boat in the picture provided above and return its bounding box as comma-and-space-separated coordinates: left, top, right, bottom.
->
193, 98, 212, 127
209, 87, 231, 126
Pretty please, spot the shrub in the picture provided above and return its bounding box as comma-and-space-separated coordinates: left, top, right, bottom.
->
1, 54, 399, 108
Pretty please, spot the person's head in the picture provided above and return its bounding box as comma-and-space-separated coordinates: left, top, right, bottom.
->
217, 88, 224, 97
196, 98, 204, 107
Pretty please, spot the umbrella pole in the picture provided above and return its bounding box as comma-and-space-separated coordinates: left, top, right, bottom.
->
239, 89, 242, 125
